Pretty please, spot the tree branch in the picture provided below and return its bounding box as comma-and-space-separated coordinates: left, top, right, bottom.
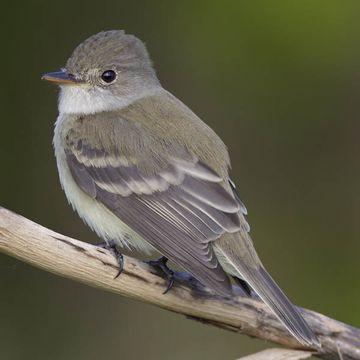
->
0, 207, 359, 360
236, 348, 313, 360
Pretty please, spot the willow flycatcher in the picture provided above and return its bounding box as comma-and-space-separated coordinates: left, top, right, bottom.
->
42, 30, 319, 347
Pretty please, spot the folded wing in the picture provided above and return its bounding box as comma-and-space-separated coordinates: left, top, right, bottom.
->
65, 135, 246, 296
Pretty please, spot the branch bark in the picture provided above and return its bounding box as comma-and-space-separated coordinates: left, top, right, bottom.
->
237, 348, 313, 360
0, 207, 359, 360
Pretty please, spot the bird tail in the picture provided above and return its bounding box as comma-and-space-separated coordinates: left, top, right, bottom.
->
219, 249, 320, 347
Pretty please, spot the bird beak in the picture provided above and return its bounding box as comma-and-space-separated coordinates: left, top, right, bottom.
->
41, 71, 81, 85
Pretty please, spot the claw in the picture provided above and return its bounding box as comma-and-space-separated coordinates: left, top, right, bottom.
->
98, 240, 124, 278
114, 253, 124, 279
163, 275, 174, 295
147, 256, 175, 294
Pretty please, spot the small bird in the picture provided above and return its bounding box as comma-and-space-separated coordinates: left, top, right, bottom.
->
43, 30, 319, 347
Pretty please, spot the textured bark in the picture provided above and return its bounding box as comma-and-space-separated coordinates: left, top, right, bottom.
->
237, 348, 313, 360
0, 207, 359, 360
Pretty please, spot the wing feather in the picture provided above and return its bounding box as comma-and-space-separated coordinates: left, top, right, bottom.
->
65, 137, 245, 295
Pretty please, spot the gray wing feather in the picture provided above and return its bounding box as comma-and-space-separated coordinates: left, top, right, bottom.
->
65, 141, 241, 296
96, 184, 232, 293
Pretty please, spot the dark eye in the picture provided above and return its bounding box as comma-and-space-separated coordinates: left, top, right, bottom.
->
101, 70, 117, 83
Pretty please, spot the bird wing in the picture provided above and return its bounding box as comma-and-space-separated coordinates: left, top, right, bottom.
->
64, 123, 243, 296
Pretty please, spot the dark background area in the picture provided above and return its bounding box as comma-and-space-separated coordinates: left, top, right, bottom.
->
1, 1, 359, 359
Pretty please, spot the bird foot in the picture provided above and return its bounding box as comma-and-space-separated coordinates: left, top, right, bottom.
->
97, 240, 124, 278
147, 256, 175, 294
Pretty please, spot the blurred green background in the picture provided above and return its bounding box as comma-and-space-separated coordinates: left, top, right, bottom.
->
1, 1, 359, 359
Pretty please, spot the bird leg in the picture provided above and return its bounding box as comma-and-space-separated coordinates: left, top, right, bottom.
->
147, 256, 175, 294
97, 240, 124, 279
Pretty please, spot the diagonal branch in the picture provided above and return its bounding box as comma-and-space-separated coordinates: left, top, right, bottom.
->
236, 348, 313, 360
0, 206, 359, 360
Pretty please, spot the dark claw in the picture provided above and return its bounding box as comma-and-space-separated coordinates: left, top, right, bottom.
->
147, 256, 175, 294
114, 253, 124, 279
233, 276, 252, 297
163, 276, 174, 295
98, 240, 124, 278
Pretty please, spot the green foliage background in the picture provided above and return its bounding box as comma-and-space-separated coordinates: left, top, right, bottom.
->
0, 1, 359, 359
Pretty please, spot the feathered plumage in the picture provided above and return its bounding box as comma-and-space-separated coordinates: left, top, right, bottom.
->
47, 30, 320, 348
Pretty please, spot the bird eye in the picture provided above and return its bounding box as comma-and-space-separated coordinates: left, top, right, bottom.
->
101, 70, 117, 83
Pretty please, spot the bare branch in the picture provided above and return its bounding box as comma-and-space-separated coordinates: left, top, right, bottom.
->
0, 207, 359, 360
236, 348, 313, 360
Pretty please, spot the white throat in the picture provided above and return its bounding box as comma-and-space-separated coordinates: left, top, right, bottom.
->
58, 84, 160, 115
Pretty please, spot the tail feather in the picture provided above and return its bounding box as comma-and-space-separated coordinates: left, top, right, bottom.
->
250, 266, 319, 347
226, 255, 320, 347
